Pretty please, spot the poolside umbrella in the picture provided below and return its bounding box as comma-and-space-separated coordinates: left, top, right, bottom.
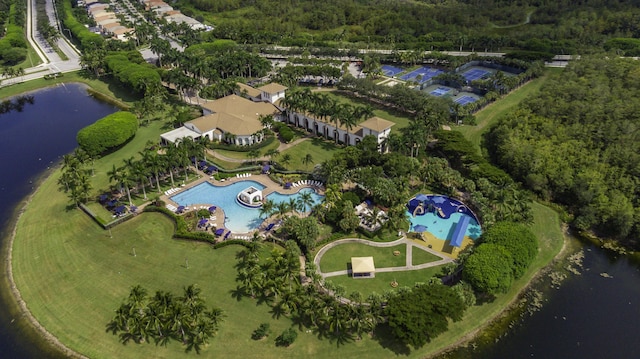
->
198, 218, 208, 226
431, 195, 446, 204
262, 164, 270, 173
413, 224, 428, 233
208, 206, 217, 212
177, 205, 185, 213
107, 200, 118, 207
207, 165, 217, 173
99, 194, 108, 203
284, 182, 292, 189
130, 205, 137, 213
114, 205, 126, 215
415, 194, 430, 202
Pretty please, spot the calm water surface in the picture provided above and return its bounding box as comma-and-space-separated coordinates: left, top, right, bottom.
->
1, 85, 639, 358
0, 84, 117, 358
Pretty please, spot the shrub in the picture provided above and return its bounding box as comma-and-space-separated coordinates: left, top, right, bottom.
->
251, 323, 270, 340
480, 222, 538, 278
275, 327, 298, 347
462, 243, 514, 295
77, 111, 138, 156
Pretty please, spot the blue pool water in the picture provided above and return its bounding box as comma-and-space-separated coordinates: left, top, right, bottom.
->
170, 181, 324, 232
407, 211, 482, 241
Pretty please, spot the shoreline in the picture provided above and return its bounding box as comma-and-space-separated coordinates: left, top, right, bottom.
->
1, 166, 87, 359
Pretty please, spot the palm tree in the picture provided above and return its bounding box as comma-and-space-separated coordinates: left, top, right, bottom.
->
265, 149, 280, 164
259, 199, 275, 219
247, 149, 261, 164
302, 153, 314, 170
280, 153, 292, 168
296, 191, 314, 212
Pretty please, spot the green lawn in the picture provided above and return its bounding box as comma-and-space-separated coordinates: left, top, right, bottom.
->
411, 247, 441, 265
213, 139, 280, 160
280, 137, 339, 171
327, 267, 442, 299
323, 91, 412, 130
318, 243, 406, 273
456, 68, 563, 150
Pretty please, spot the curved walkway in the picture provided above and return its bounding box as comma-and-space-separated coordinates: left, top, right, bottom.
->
314, 237, 454, 278
209, 137, 310, 163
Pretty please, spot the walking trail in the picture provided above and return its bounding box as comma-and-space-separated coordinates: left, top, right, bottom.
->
209, 137, 310, 163
314, 237, 454, 278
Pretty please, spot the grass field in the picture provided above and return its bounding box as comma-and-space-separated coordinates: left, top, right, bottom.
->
412, 247, 441, 265
279, 137, 339, 170
456, 68, 562, 151
318, 243, 407, 272
326, 267, 442, 299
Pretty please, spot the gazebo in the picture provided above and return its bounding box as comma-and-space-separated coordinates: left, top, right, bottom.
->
351, 257, 375, 278
237, 186, 263, 207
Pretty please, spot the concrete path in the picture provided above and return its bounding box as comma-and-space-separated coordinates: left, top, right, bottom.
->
209, 137, 310, 163
314, 237, 454, 279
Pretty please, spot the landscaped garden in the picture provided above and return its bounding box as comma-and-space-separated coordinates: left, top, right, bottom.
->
318, 242, 407, 272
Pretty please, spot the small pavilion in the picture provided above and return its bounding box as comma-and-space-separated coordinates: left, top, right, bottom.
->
351, 257, 375, 278
237, 186, 263, 207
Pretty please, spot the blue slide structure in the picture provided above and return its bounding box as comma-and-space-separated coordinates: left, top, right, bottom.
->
450, 216, 470, 247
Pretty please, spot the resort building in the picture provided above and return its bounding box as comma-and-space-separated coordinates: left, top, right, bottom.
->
161, 94, 280, 146
161, 82, 395, 150
284, 111, 394, 148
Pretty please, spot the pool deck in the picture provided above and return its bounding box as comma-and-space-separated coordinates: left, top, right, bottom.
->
161, 173, 324, 237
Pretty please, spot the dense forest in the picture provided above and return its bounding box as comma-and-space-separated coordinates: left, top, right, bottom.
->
486, 56, 640, 244
177, 0, 640, 53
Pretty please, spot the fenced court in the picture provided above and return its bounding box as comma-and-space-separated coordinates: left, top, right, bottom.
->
454, 95, 478, 105
460, 66, 494, 82
429, 86, 452, 97
399, 67, 444, 83
382, 65, 403, 77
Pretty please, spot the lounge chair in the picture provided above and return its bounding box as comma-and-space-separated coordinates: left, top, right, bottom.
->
265, 223, 275, 231
215, 228, 225, 236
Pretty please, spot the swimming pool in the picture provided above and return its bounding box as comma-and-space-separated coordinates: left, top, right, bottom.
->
406, 211, 482, 241
170, 181, 324, 233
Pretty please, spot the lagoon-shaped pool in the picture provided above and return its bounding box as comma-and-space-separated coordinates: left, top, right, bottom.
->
171, 181, 323, 232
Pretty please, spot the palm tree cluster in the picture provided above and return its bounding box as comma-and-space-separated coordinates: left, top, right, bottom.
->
258, 191, 316, 220
0, 66, 25, 85
105, 138, 210, 203
58, 150, 94, 207
235, 242, 384, 343
281, 88, 374, 144
106, 284, 224, 353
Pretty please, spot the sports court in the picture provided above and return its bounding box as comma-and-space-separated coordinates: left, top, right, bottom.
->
422, 84, 456, 98
460, 66, 495, 83
453, 95, 478, 105
399, 67, 444, 83
382, 65, 403, 77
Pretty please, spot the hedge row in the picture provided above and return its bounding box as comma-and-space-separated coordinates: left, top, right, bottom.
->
104, 52, 162, 94
142, 205, 250, 249
0, 3, 27, 65
272, 122, 294, 143
60, 0, 104, 49
77, 111, 138, 156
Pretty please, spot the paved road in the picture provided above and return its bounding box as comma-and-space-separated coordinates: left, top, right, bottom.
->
1, 0, 81, 88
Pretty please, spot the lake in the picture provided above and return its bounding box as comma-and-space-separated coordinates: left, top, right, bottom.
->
0, 85, 638, 358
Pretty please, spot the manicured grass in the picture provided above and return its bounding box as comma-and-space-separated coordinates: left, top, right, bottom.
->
327, 267, 442, 299
411, 247, 441, 265
319, 243, 406, 273
456, 68, 562, 151
323, 91, 412, 130
280, 137, 339, 171
213, 139, 280, 160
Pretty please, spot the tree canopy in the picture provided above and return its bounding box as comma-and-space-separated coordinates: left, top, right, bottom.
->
480, 221, 538, 279
385, 283, 465, 349
486, 56, 640, 244
462, 243, 514, 295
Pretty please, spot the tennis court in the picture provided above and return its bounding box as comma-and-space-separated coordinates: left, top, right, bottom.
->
430, 86, 452, 97
454, 95, 477, 105
461, 67, 492, 82
382, 65, 404, 77
399, 67, 444, 83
